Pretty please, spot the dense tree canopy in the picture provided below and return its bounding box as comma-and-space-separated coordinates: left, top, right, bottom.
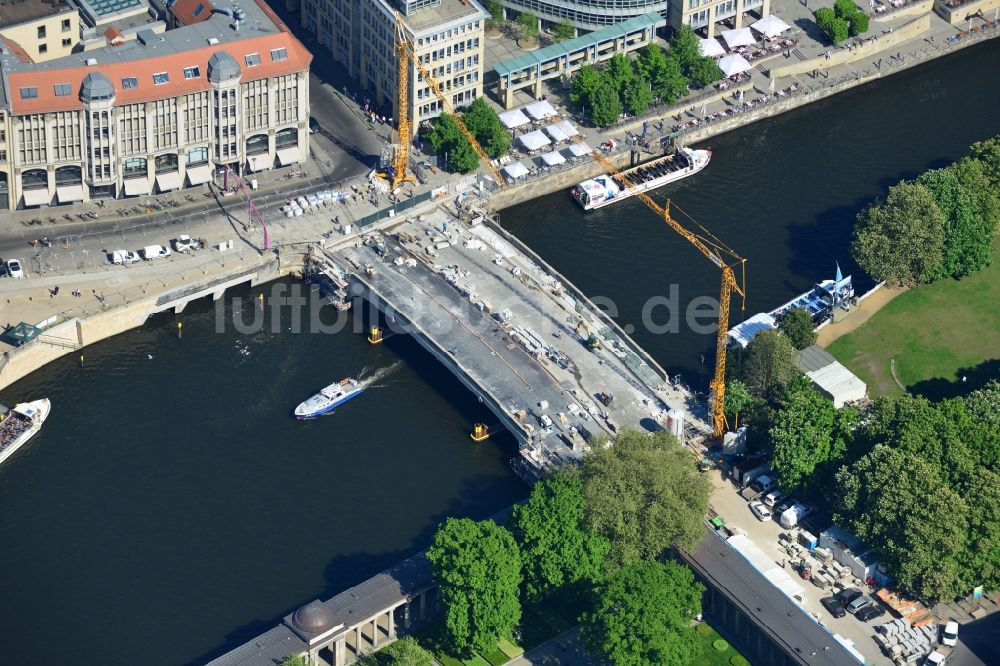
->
829, 386, 1000, 601
580, 560, 704, 666
355, 637, 434, 666
511, 472, 610, 601
770, 377, 837, 493
579, 429, 711, 566
426, 113, 480, 173
427, 518, 522, 655
589, 83, 623, 127
918, 159, 1000, 279
969, 136, 1000, 188
777, 306, 817, 350
735, 329, 798, 401
669, 26, 723, 87
517, 11, 538, 38
485, 0, 503, 29
462, 97, 511, 159
851, 180, 947, 287
723, 378, 755, 430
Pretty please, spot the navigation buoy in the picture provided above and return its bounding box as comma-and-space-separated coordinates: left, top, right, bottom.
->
368, 326, 384, 344
79, 354, 84, 367
177, 321, 183, 340
258, 292, 264, 310
470, 423, 490, 442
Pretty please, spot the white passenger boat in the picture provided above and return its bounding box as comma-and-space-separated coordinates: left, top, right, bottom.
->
0, 399, 52, 467
294, 378, 364, 419
571, 147, 712, 211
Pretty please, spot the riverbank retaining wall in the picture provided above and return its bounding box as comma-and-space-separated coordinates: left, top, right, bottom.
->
0, 252, 305, 391
935, 0, 1000, 24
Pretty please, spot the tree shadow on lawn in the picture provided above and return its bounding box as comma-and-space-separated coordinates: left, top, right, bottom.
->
908, 358, 1000, 401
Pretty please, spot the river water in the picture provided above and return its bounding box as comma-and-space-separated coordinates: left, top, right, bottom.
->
501, 40, 1000, 383
1, 40, 999, 666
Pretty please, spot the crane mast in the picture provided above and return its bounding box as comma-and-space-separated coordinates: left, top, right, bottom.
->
381, 12, 507, 189
585, 144, 745, 439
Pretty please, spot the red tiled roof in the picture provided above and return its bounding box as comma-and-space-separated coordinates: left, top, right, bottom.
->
170, 0, 214, 26
7, 31, 311, 114
104, 26, 125, 45
0, 35, 34, 64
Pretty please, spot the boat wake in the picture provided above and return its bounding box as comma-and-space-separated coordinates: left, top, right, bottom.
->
358, 361, 403, 389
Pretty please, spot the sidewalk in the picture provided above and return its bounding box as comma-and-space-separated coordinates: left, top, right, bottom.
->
506, 627, 600, 666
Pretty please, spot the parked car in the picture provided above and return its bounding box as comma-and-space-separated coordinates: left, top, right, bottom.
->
6, 258, 25, 278
309, 117, 321, 134
940, 620, 959, 647
925, 651, 947, 666
748, 499, 772, 522
855, 604, 886, 622
836, 587, 863, 607
172, 235, 201, 252
141, 245, 172, 260
846, 594, 875, 615
763, 489, 786, 507
820, 596, 847, 619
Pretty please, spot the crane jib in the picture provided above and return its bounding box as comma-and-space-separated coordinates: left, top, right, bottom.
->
709, 254, 724, 268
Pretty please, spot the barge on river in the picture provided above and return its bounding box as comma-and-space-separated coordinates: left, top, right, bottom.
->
571, 147, 712, 211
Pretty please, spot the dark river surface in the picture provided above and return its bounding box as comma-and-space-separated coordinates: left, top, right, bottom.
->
1, 40, 999, 666
502, 39, 1000, 383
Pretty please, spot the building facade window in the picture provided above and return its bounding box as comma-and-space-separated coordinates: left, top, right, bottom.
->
54, 83, 72, 96
62, 18, 71, 31
154, 153, 178, 173
275, 127, 297, 148
270, 47, 287, 61
246, 133, 269, 154
55, 165, 82, 184
186, 146, 208, 165
153, 72, 169, 85
122, 77, 138, 89
123, 157, 146, 177
20, 87, 38, 100
183, 66, 201, 79
37, 26, 46, 39
245, 53, 261, 67
22, 168, 48, 190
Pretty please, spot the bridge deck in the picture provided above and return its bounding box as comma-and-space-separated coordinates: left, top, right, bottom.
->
336, 210, 702, 474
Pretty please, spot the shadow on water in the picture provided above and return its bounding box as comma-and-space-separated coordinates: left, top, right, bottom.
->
908, 359, 1000, 401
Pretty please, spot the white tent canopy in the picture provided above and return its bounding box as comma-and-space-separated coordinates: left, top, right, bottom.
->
545, 124, 570, 143
540, 150, 566, 166
721, 27, 756, 49
718, 53, 752, 77
499, 108, 531, 129
566, 141, 592, 157
503, 161, 530, 179
523, 99, 558, 120
751, 14, 792, 38
518, 129, 552, 151
699, 37, 726, 58
552, 119, 578, 138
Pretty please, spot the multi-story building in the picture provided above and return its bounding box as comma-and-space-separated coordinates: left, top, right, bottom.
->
0, 0, 312, 209
499, 0, 771, 38
299, 0, 488, 135
0, 0, 80, 63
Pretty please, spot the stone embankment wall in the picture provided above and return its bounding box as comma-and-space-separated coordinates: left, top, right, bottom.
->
0, 253, 303, 391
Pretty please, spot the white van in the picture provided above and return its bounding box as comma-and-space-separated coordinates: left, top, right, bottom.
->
141, 245, 172, 260
110, 249, 140, 265
779, 502, 812, 529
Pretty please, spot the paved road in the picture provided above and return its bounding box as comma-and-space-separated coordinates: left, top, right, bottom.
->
507, 627, 601, 666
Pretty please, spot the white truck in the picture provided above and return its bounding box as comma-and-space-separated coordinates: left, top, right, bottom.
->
171, 235, 201, 252
779, 502, 812, 529
141, 245, 172, 260
110, 250, 140, 265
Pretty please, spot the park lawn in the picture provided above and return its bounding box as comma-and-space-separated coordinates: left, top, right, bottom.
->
410, 626, 523, 666
827, 237, 1000, 398
691, 622, 750, 666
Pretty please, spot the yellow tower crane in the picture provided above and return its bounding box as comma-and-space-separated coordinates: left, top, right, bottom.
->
586, 145, 746, 440
380, 13, 507, 190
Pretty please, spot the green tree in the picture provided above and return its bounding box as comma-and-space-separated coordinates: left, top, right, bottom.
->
669, 25, 721, 87
606, 54, 638, 97
427, 518, 522, 656
580, 560, 704, 666
723, 379, 755, 430
580, 429, 711, 567
969, 136, 1000, 189
815, 7, 850, 44
770, 377, 837, 494
461, 97, 511, 159
963, 381, 1000, 469
380, 637, 434, 666
957, 468, 1000, 593
833, 0, 859, 17
517, 11, 538, 38
777, 306, 817, 350
686, 57, 723, 88
569, 64, 604, 107
636, 45, 689, 103
834, 445, 969, 602
636, 43, 668, 83
281, 656, 308, 666
589, 83, 623, 127
624, 83, 654, 116
511, 472, 610, 601
848, 11, 869, 36
919, 160, 1000, 279
553, 18, 575, 42
851, 180, 947, 287
485, 0, 504, 30
738, 328, 797, 401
